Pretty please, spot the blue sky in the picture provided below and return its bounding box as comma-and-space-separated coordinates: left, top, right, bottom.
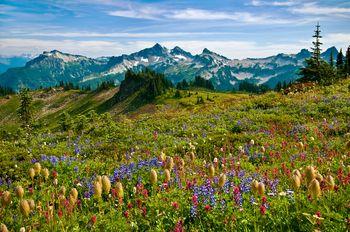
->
0, 0, 349, 59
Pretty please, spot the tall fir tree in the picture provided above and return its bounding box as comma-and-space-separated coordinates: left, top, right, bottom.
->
17, 88, 32, 127
336, 48, 344, 69
311, 22, 322, 66
299, 23, 335, 85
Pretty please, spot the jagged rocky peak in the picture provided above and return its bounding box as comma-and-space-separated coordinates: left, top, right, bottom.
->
170, 46, 193, 60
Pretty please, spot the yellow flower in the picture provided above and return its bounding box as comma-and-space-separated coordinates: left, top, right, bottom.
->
0, 223, 8, 232
165, 157, 174, 170
1, 191, 11, 207
70, 188, 78, 200
309, 179, 321, 199
116, 182, 124, 199
218, 173, 226, 188
28, 199, 35, 211
305, 166, 316, 185
102, 175, 111, 194
20, 200, 31, 217
258, 182, 265, 196
29, 168, 35, 180
164, 169, 171, 182
316, 172, 323, 182
96, 175, 102, 185
16, 186, 24, 199
251, 180, 259, 194
59, 186, 66, 196
150, 169, 158, 185
42, 168, 49, 180
292, 169, 302, 179
292, 174, 301, 189
325, 175, 335, 191
33, 162, 42, 175
94, 182, 102, 199
189, 152, 195, 161
208, 164, 215, 178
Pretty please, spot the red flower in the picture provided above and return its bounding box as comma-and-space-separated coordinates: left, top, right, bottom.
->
192, 195, 198, 205
262, 196, 267, 204
172, 201, 179, 210
127, 202, 133, 209
52, 170, 58, 178
58, 210, 63, 218
123, 210, 129, 218
90, 215, 97, 224
260, 205, 266, 215
28, 187, 34, 194
204, 205, 211, 212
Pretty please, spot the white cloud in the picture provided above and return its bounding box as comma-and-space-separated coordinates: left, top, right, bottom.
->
107, 6, 300, 25
251, 0, 297, 7
108, 6, 165, 20
24, 31, 240, 38
291, 3, 350, 16
0, 38, 154, 58
323, 33, 350, 50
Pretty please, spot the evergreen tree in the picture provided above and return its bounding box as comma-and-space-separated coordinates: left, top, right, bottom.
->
329, 50, 334, 67
59, 111, 72, 131
275, 82, 282, 92
17, 88, 32, 127
345, 46, 350, 75
0, 85, 15, 96
311, 22, 322, 65
336, 49, 344, 69
299, 23, 335, 85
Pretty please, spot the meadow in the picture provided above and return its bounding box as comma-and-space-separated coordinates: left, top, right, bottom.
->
0, 78, 350, 231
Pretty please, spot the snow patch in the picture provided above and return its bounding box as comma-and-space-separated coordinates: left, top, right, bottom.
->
233, 72, 254, 80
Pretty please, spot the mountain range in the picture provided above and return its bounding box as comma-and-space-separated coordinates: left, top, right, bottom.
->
0, 44, 338, 91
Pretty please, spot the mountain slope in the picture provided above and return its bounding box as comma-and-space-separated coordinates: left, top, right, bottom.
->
0, 44, 339, 91
0, 55, 32, 74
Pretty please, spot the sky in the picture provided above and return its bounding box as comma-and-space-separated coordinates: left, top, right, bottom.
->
0, 0, 349, 59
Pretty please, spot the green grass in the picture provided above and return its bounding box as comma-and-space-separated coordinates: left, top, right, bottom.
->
0, 79, 349, 231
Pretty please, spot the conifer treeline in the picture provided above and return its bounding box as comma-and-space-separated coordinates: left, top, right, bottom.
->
299, 23, 350, 85
0, 85, 15, 96
176, 76, 214, 90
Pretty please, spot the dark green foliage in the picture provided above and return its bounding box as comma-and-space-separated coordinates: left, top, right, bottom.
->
275, 82, 282, 91
336, 49, 344, 69
176, 76, 214, 90
176, 79, 189, 90
0, 85, 15, 96
192, 76, 214, 90
17, 88, 32, 126
196, 96, 204, 104
96, 80, 115, 92
113, 68, 172, 104
59, 111, 72, 131
58, 81, 80, 91
329, 50, 334, 67
311, 22, 322, 63
299, 58, 336, 85
236, 80, 269, 94
174, 89, 182, 98
345, 46, 350, 75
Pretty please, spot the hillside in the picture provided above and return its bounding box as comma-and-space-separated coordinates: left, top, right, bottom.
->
0, 77, 350, 231
0, 45, 339, 91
